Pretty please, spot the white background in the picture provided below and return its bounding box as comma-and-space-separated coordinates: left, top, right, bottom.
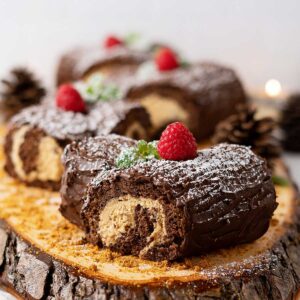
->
0, 0, 299, 182
0, 0, 300, 94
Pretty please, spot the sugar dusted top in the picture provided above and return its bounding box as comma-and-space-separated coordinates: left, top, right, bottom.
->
64, 134, 272, 206
9, 101, 146, 142
129, 62, 245, 105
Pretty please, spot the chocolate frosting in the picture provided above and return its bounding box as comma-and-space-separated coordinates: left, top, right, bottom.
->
9, 101, 151, 143
56, 45, 149, 86
60, 135, 277, 258
10, 104, 93, 142
128, 62, 246, 103
60, 135, 135, 227
90, 101, 151, 136
126, 62, 247, 140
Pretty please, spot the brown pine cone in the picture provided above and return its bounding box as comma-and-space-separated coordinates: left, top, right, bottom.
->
280, 94, 300, 151
0, 67, 46, 122
212, 105, 281, 169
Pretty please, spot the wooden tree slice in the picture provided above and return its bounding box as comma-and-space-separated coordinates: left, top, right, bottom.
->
0, 155, 299, 299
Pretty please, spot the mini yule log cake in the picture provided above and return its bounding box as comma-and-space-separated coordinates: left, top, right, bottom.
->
4, 100, 151, 190
126, 61, 247, 140
56, 35, 150, 87
0, 122, 299, 299
60, 130, 277, 261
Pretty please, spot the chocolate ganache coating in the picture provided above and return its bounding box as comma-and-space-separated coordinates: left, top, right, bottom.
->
60, 135, 277, 261
90, 100, 151, 138
4, 102, 151, 190
9, 104, 93, 143
126, 62, 247, 140
60, 135, 135, 228
56, 45, 149, 87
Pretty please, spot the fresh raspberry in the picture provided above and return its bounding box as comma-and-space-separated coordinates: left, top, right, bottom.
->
155, 48, 179, 71
104, 35, 123, 48
158, 122, 197, 160
56, 84, 86, 112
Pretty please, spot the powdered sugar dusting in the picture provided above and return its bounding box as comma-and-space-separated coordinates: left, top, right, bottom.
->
89, 101, 144, 136
130, 62, 243, 105
63, 134, 136, 172
10, 101, 147, 142
66, 135, 271, 207
11, 105, 92, 141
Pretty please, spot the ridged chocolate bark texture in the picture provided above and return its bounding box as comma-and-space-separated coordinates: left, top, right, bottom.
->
56, 46, 149, 86
90, 100, 151, 138
127, 62, 247, 140
8, 101, 151, 141
60, 135, 276, 260
1, 190, 300, 299
60, 135, 136, 228
4, 103, 151, 190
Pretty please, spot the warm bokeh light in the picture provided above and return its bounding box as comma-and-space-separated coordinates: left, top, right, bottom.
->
265, 79, 282, 98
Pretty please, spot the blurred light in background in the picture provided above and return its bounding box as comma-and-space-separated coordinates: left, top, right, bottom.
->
265, 79, 282, 98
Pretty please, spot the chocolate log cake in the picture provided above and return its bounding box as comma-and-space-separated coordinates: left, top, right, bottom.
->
126, 62, 247, 140
60, 135, 277, 261
56, 45, 149, 88
4, 102, 151, 190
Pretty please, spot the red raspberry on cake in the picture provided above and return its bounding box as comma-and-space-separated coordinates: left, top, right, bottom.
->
158, 122, 197, 160
155, 47, 179, 71
104, 35, 123, 49
56, 84, 86, 113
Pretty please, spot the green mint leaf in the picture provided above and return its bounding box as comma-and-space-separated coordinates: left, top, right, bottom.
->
272, 175, 290, 187
147, 141, 160, 159
86, 86, 94, 95
180, 58, 191, 68
137, 140, 148, 155
116, 140, 160, 169
124, 32, 140, 46
81, 75, 121, 103
116, 147, 136, 169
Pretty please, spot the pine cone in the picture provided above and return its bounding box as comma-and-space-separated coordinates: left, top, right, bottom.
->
212, 105, 281, 169
280, 94, 300, 151
0, 67, 46, 121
